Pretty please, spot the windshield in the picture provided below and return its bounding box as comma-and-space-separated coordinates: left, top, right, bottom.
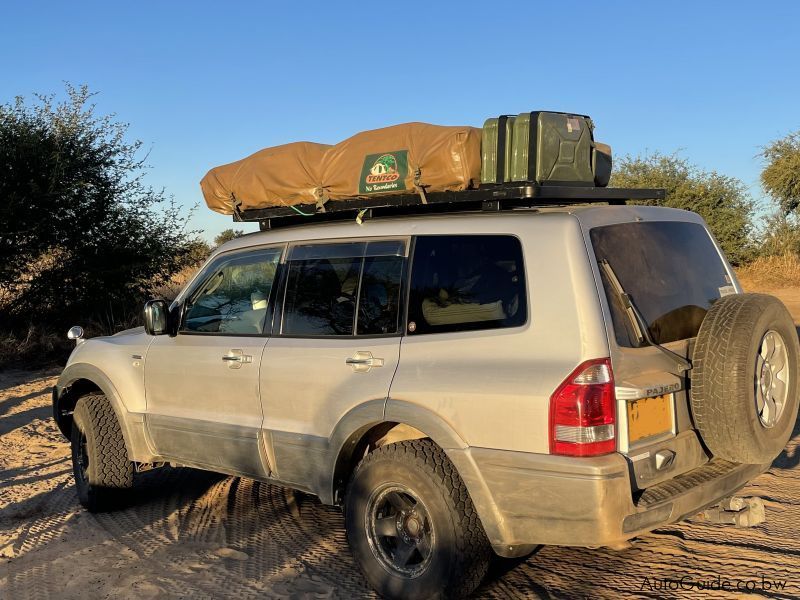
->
590, 220, 733, 347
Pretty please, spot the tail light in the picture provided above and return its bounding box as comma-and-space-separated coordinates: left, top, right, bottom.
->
549, 358, 616, 456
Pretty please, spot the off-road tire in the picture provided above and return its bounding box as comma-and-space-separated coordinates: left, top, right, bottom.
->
71, 393, 134, 512
691, 293, 800, 463
345, 440, 491, 600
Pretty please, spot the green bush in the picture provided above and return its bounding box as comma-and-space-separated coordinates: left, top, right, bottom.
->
0, 85, 201, 366
761, 130, 800, 215
214, 228, 245, 247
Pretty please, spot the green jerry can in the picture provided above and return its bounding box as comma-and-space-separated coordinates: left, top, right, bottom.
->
593, 142, 612, 187
509, 111, 595, 185
480, 115, 516, 184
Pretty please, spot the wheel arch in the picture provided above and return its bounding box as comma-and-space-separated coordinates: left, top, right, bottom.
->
326, 399, 510, 550
55, 363, 152, 462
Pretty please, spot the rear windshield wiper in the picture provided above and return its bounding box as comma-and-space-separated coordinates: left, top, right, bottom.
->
599, 259, 691, 374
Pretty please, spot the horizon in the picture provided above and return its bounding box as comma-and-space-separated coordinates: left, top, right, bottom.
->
2, 0, 798, 241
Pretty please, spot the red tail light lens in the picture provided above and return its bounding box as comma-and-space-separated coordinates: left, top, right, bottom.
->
549, 358, 616, 456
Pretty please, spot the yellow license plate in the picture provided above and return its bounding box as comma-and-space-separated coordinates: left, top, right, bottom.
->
627, 393, 674, 443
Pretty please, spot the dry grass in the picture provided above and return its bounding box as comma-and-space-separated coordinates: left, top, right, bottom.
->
0, 325, 68, 368
736, 253, 800, 290
150, 265, 201, 302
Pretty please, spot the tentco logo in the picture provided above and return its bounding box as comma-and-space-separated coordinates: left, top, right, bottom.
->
359, 149, 408, 194
366, 154, 400, 184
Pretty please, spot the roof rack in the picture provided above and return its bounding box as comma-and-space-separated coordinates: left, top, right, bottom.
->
232, 183, 666, 231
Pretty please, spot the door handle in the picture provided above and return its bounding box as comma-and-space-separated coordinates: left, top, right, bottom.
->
345, 357, 384, 366
346, 351, 384, 372
222, 349, 252, 369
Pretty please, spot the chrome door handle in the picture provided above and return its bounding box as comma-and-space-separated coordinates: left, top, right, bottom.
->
346, 351, 384, 372
345, 357, 385, 366
222, 349, 252, 369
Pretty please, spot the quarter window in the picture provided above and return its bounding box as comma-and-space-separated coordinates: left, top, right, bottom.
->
281, 240, 406, 337
408, 235, 527, 335
182, 247, 282, 334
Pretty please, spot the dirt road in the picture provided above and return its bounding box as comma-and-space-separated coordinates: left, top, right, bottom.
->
2, 289, 800, 598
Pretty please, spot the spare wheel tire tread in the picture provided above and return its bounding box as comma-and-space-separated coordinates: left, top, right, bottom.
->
692, 294, 750, 447
690, 293, 799, 464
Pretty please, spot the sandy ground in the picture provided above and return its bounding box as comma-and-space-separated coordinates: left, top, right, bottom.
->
1, 290, 800, 598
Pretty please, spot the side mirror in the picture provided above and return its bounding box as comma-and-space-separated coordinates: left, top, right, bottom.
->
144, 299, 169, 336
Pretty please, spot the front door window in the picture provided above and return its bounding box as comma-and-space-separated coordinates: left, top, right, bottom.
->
182, 247, 282, 335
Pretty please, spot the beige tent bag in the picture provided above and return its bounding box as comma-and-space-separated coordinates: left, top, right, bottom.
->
320, 122, 481, 200
200, 123, 481, 214
200, 141, 330, 215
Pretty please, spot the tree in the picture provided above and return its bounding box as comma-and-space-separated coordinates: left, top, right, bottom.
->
0, 84, 197, 331
183, 238, 212, 265
756, 211, 800, 257
761, 130, 800, 215
214, 228, 245, 247
610, 152, 756, 265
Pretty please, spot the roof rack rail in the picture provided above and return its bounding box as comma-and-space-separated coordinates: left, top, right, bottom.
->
232, 183, 666, 230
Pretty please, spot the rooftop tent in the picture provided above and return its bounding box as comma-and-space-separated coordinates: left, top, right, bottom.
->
201, 141, 331, 215
200, 123, 481, 214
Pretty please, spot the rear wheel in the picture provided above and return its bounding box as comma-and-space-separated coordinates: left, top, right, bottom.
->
690, 293, 800, 463
345, 440, 491, 599
71, 393, 134, 512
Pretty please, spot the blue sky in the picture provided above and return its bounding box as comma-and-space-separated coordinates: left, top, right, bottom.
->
2, 1, 798, 241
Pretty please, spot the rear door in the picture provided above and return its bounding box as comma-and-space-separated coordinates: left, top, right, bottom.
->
586, 216, 737, 486
259, 238, 407, 489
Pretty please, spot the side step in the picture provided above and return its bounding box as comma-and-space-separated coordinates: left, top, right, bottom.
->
695, 496, 766, 527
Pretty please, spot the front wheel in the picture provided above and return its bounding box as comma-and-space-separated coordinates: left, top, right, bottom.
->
345, 440, 491, 599
71, 393, 134, 512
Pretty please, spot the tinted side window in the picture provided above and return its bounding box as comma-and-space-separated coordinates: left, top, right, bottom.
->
357, 256, 404, 335
283, 256, 362, 335
282, 240, 405, 337
590, 221, 732, 347
408, 235, 526, 335
182, 247, 282, 334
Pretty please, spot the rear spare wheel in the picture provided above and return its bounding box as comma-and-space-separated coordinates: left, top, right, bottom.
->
690, 293, 800, 464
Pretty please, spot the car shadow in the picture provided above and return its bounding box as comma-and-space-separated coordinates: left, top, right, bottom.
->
0, 387, 52, 417
0, 404, 52, 437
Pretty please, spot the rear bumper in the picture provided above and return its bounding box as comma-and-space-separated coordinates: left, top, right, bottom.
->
450, 445, 769, 557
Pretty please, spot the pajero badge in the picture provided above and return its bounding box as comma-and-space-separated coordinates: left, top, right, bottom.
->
359, 150, 408, 194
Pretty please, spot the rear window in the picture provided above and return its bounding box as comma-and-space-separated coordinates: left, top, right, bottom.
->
590, 221, 733, 347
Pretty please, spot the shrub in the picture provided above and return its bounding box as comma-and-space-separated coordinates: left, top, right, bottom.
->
0, 85, 202, 367
761, 130, 800, 215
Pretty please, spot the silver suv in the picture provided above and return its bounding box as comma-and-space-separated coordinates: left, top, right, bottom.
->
53, 204, 799, 598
